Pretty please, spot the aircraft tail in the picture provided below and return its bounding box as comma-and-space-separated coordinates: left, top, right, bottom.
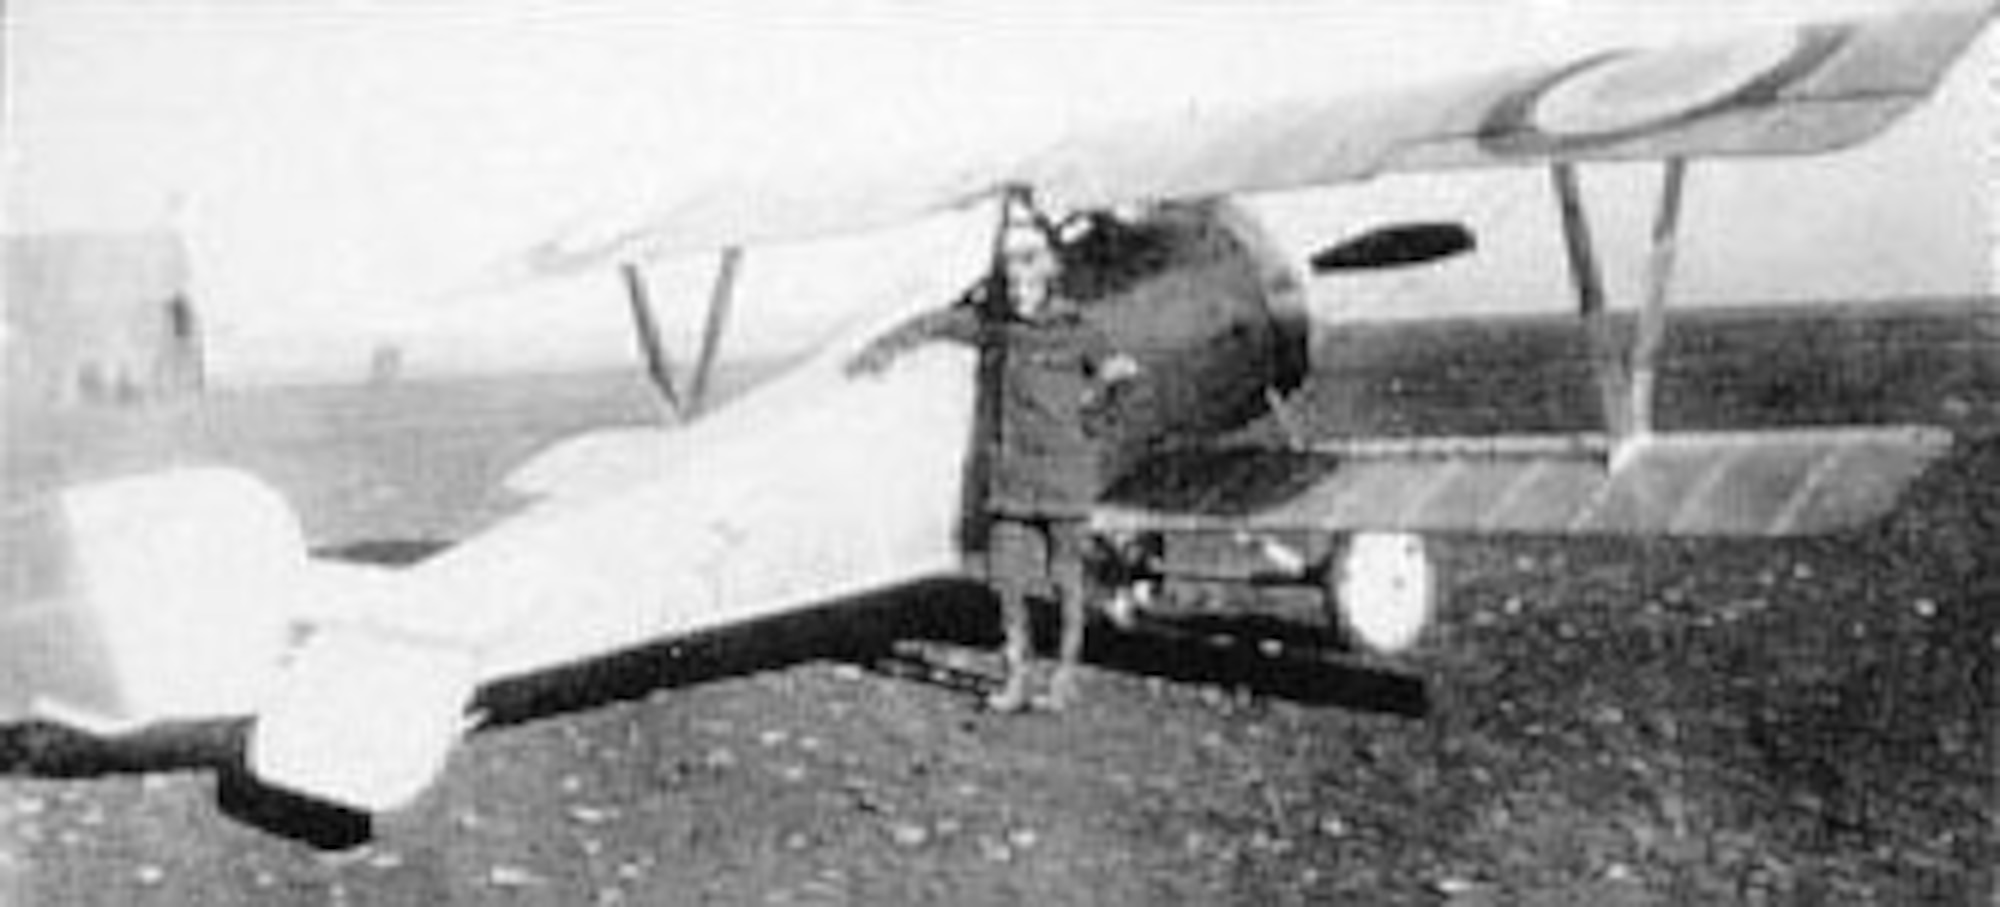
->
0, 466, 477, 813
247, 616, 479, 813
1, 468, 310, 732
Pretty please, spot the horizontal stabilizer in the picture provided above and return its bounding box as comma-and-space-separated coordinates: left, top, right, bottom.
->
1096, 426, 1951, 537
249, 618, 480, 813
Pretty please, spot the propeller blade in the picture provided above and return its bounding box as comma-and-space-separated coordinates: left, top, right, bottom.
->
1310, 222, 1475, 273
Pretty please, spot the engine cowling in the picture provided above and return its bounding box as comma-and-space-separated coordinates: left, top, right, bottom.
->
1065, 200, 1310, 471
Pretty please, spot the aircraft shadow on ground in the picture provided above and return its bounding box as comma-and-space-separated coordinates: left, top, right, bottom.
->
470, 578, 1430, 731
0, 717, 380, 849
0, 546, 1425, 848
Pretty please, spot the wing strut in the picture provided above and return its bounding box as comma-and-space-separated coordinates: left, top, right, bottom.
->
1548, 158, 1692, 465
985, 185, 1033, 311
687, 246, 745, 416
1630, 158, 1689, 441
1549, 163, 1625, 440
621, 262, 683, 417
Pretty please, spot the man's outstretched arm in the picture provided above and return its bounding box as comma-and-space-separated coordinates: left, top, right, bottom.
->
845, 302, 984, 377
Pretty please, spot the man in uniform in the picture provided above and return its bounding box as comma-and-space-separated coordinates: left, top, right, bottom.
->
849, 216, 1140, 711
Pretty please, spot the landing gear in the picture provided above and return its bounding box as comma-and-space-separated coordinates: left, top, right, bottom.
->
1329, 532, 1435, 655
1231, 529, 1436, 655
1091, 524, 1436, 656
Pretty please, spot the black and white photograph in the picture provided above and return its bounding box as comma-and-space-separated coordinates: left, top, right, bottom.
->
2, 0, 1994, 902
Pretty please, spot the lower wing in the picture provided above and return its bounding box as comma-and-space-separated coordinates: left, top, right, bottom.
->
1093, 425, 1950, 538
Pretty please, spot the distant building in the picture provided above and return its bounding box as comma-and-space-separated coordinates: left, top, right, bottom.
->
3, 232, 204, 408
368, 343, 405, 386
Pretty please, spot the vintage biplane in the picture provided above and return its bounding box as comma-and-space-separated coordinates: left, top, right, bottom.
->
3, 2, 1989, 814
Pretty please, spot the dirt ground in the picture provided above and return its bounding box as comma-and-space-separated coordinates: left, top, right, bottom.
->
1, 354, 1995, 905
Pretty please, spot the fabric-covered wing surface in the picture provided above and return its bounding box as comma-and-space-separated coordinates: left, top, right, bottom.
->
493, 3, 1989, 284
1094, 426, 1953, 537
1013, 3, 1993, 210
507, 167, 993, 281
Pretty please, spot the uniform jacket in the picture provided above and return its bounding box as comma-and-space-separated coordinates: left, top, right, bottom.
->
853, 289, 1127, 528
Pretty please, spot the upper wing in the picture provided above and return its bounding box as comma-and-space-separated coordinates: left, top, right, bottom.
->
1011, 2, 1994, 210
501, 167, 993, 284
496, 2, 1990, 281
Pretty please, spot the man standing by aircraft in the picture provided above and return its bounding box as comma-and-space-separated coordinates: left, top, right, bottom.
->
850, 215, 1142, 711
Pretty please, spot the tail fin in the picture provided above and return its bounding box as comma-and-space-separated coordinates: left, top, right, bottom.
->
2, 468, 308, 730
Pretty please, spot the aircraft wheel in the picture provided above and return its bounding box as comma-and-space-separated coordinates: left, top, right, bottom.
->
1330, 532, 1435, 654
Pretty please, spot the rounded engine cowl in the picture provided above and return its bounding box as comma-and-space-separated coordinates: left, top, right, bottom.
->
1065, 200, 1310, 465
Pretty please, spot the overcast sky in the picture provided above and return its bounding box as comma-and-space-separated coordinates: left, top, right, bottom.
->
6, 0, 1991, 380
